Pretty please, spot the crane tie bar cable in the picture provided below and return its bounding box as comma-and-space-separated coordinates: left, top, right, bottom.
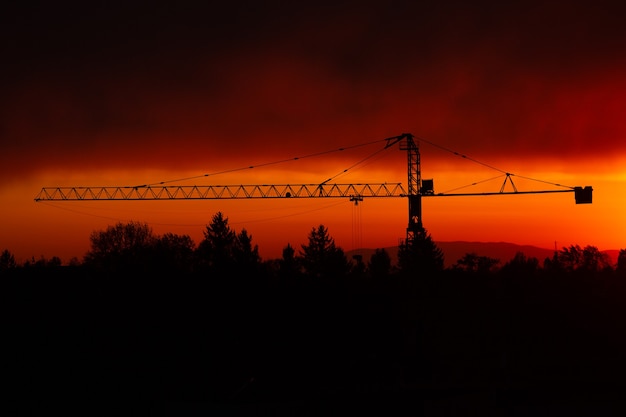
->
136, 138, 387, 188
415, 136, 575, 190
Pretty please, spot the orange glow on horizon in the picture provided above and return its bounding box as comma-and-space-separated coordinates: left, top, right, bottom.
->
3, 149, 624, 266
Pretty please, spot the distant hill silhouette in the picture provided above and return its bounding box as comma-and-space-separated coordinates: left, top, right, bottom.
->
348, 241, 619, 269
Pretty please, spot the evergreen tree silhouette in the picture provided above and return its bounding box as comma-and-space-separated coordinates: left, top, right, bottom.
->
397, 226, 444, 275
278, 243, 301, 280
232, 228, 262, 276
368, 248, 392, 278
299, 224, 350, 278
195, 211, 237, 275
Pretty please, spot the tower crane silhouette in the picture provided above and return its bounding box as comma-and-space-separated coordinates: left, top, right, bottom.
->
34, 133, 593, 247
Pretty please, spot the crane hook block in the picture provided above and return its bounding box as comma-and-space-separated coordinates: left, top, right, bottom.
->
574, 186, 593, 204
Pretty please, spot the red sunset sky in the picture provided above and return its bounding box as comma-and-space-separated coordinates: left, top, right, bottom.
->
1, 1, 625, 264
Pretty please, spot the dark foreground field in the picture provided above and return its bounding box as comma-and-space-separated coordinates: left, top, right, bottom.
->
4, 268, 626, 416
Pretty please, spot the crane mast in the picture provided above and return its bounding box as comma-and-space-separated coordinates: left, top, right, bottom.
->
403, 134, 424, 246
383, 133, 424, 246
34, 133, 593, 248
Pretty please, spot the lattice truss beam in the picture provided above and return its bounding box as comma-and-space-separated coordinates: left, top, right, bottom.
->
34, 183, 408, 201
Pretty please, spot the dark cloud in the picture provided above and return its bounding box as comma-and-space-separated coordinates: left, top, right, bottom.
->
2, 1, 626, 185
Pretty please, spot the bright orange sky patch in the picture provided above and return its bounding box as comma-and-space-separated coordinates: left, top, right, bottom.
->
2, 144, 622, 265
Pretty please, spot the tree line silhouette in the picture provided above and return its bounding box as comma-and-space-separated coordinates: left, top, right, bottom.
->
3, 212, 626, 415
3, 210, 625, 277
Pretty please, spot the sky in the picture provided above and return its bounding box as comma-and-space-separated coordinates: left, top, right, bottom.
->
1, 0, 625, 265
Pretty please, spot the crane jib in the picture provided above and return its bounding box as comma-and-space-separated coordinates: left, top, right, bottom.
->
33, 184, 591, 203
34, 183, 408, 200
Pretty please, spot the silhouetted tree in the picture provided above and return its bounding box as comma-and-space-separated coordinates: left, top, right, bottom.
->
453, 252, 499, 274
556, 244, 583, 272
277, 243, 301, 280
299, 224, 350, 278
83, 221, 156, 272
22, 256, 36, 268
47, 256, 62, 267
232, 228, 262, 275
368, 248, 392, 278
500, 251, 540, 276
580, 245, 612, 273
23, 255, 61, 268
556, 244, 611, 273
350, 254, 366, 277
543, 250, 562, 272
397, 227, 444, 275
152, 232, 196, 273
195, 212, 238, 274
0, 249, 17, 272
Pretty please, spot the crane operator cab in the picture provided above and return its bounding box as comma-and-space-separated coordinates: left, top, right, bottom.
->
420, 179, 435, 195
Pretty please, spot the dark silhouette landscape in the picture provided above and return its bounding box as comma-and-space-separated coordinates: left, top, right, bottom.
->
3, 213, 626, 416
348, 241, 619, 270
